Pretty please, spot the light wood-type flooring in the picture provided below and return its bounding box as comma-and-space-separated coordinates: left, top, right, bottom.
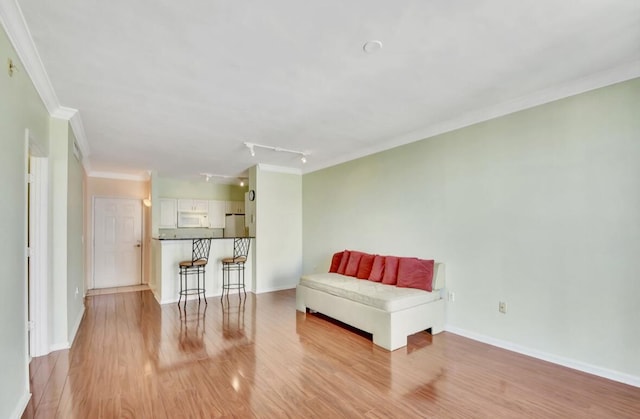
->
22, 289, 640, 418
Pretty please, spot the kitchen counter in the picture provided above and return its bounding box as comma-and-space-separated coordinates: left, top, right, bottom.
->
150, 237, 253, 304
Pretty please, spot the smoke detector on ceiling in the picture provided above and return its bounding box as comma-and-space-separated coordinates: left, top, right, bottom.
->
363, 40, 383, 53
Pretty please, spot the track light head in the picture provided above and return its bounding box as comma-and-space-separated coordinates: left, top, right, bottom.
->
245, 142, 256, 157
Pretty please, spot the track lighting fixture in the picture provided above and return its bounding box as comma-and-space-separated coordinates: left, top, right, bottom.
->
244, 142, 310, 163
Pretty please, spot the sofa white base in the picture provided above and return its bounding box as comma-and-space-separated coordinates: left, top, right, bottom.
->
296, 283, 445, 351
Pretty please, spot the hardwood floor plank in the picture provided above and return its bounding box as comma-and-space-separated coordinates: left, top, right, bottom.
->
22, 289, 640, 418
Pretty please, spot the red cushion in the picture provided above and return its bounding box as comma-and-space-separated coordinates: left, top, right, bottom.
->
345, 251, 364, 277
368, 255, 385, 282
336, 250, 350, 275
356, 253, 375, 279
397, 258, 435, 292
381, 256, 399, 285
329, 252, 343, 273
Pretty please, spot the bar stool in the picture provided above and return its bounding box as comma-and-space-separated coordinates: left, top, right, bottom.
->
178, 238, 212, 307
221, 238, 251, 300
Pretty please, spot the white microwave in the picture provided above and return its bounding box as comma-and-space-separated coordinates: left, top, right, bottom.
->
177, 212, 208, 228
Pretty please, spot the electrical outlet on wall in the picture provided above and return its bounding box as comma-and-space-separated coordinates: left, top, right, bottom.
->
499, 301, 507, 314
448, 291, 455, 302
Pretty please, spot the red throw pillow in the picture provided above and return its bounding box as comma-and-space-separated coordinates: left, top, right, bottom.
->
329, 252, 343, 273
397, 258, 435, 291
345, 251, 364, 277
368, 255, 385, 282
356, 253, 375, 279
381, 256, 399, 285
336, 250, 350, 275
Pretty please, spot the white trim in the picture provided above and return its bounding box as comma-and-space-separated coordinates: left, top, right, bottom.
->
29, 155, 49, 357
257, 164, 302, 175
88, 171, 150, 181
304, 59, 640, 175
10, 391, 31, 419
0, 0, 58, 113
0, 1, 91, 161
51, 106, 77, 120
49, 342, 70, 352
445, 325, 640, 388
68, 306, 85, 346
22, 131, 30, 417
255, 284, 297, 294
68, 110, 90, 160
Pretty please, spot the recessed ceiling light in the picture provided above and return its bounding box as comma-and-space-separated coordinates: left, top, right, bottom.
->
363, 40, 383, 53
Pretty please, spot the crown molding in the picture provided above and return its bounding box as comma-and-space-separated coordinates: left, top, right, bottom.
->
304, 59, 640, 175
67, 109, 91, 160
51, 106, 76, 120
0, 0, 91, 160
257, 164, 302, 175
0, 0, 58, 113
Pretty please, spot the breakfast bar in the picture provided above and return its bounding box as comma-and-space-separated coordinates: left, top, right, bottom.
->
151, 236, 253, 304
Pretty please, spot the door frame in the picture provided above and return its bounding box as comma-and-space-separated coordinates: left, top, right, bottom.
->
26, 129, 50, 358
92, 196, 143, 289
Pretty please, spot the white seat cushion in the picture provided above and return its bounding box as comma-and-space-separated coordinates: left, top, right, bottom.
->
299, 273, 440, 313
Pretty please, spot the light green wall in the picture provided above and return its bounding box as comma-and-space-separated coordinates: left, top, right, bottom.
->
49, 116, 85, 350
151, 175, 248, 236
66, 129, 84, 341
157, 177, 247, 200
50, 118, 69, 348
0, 26, 49, 419
255, 167, 302, 292
303, 78, 640, 380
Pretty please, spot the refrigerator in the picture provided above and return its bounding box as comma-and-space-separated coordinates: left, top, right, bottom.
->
224, 215, 247, 237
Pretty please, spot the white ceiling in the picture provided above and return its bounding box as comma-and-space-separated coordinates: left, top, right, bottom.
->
8, 0, 640, 181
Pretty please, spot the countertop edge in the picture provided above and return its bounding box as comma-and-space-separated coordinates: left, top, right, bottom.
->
153, 237, 255, 241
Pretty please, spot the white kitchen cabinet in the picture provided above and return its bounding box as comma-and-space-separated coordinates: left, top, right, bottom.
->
225, 200, 245, 214
159, 198, 177, 228
178, 199, 208, 213
208, 200, 226, 229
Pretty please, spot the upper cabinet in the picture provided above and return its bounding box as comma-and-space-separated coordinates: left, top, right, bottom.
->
159, 198, 177, 228
226, 200, 245, 215
178, 199, 208, 213
208, 200, 226, 229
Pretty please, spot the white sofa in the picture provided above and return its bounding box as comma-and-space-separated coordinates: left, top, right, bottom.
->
296, 263, 445, 351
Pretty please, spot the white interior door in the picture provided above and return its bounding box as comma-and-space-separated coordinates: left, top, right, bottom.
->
94, 197, 142, 288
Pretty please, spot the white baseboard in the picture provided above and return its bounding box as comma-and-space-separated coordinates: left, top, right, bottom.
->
445, 325, 640, 388
255, 284, 296, 294
49, 341, 70, 352
69, 306, 85, 345
11, 391, 31, 419
150, 286, 162, 304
